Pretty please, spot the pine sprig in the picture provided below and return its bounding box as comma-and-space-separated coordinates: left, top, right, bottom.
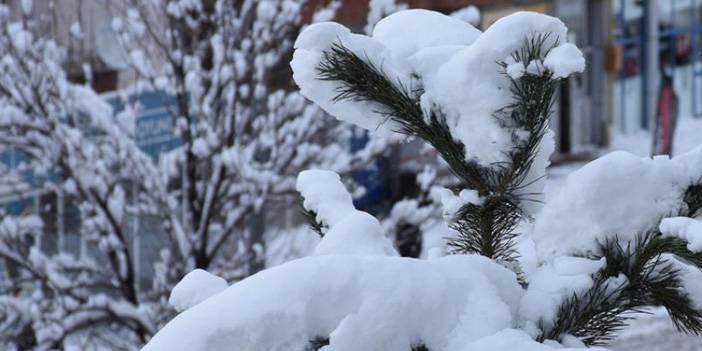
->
540, 276, 633, 346
300, 197, 326, 237
317, 43, 492, 194
683, 182, 702, 217
446, 195, 522, 264
543, 232, 702, 345
305, 336, 329, 350
448, 34, 561, 264
494, 34, 559, 202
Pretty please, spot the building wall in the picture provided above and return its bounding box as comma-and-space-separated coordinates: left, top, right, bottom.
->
6, 0, 128, 92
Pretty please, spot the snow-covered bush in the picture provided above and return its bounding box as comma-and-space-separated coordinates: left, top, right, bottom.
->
0, 0, 395, 349
126, 8, 702, 351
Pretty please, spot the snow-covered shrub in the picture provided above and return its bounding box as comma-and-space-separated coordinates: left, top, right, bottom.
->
0, 0, 393, 349
144, 8, 701, 351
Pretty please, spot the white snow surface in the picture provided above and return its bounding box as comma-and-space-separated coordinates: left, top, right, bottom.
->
142, 254, 592, 351
435, 187, 481, 219
168, 269, 228, 313
292, 10, 584, 168
291, 22, 409, 134
297, 170, 356, 227
543, 43, 585, 79
664, 255, 702, 309
315, 210, 397, 257
450, 6, 481, 27
659, 217, 702, 252
533, 147, 702, 261
372, 9, 481, 58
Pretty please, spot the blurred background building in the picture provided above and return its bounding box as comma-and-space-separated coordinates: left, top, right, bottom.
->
4, 0, 697, 160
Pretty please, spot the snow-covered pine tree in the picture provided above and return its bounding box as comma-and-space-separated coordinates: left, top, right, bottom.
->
0, 0, 383, 349
144, 9, 702, 351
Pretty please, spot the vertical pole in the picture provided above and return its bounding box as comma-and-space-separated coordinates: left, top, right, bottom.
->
644, 0, 660, 130
57, 190, 64, 253
588, 0, 608, 146
132, 182, 141, 291
619, 0, 627, 133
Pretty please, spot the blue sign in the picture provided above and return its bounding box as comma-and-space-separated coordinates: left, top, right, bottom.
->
106, 90, 181, 159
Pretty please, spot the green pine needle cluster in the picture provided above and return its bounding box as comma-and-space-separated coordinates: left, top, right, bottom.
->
317, 43, 488, 192
300, 197, 326, 237
543, 182, 702, 345
542, 231, 702, 345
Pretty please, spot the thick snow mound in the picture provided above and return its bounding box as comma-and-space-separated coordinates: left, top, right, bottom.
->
142, 255, 525, 351
533, 148, 702, 261
168, 269, 228, 312
544, 43, 585, 78
372, 9, 481, 58
450, 6, 481, 27
314, 211, 396, 256
665, 255, 702, 309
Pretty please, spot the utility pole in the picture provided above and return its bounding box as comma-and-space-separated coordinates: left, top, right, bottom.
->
644, 0, 659, 130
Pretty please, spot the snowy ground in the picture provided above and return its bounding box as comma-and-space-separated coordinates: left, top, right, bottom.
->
545, 116, 702, 350
610, 116, 702, 158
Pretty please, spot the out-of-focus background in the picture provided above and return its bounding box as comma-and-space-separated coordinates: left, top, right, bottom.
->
0, 0, 700, 350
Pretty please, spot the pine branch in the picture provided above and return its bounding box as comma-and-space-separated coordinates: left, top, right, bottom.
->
305, 336, 329, 350
317, 43, 492, 194
446, 195, 521, 264
540, 276, 633, 346
543, 232, 702, 345
448, 34, 560, 264
299, 197, 326, 237
494, 34, 559, 201
683, 182, 702, 217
